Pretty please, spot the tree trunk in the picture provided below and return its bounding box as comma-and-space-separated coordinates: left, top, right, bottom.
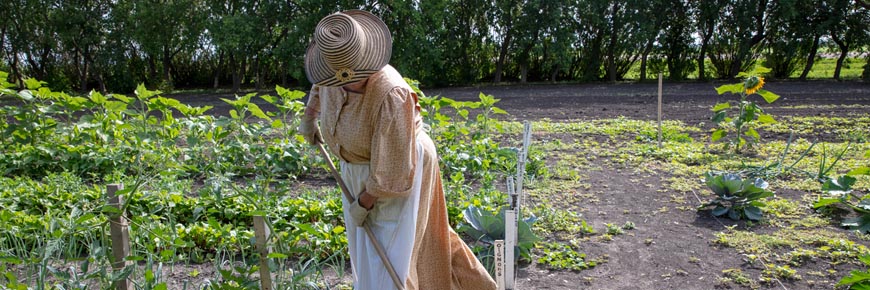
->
494, 20, 513, 83
80, 53, 89, 93
830, 32, 848, 80
254, 55, 262, 91
550, 64, 559, 83
639, 41, 653, 82
520, 62, 528, 83
162, 45, 172, 85
799, 35, 820, 80
607, 2, 621, 83
148, 56, 158, 84
230, 53, 240, 93
698, 24, 713, 80
213, 51, 223, 89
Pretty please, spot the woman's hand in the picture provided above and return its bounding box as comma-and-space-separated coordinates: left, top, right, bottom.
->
358, 191, 378, 210
348, 191, 378, 227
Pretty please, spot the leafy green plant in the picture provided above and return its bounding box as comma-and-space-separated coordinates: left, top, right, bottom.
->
837, 254, 870, 289
699, 172, 775, 221
458, 205, 540, 262
711, 67, 781, 153
813, 150, 870, 232
535, 242, 597, 271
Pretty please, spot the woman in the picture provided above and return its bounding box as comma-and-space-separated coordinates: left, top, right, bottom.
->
298, 10, 496, 290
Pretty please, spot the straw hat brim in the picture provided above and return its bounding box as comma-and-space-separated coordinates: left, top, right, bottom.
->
305, 10, 392, 87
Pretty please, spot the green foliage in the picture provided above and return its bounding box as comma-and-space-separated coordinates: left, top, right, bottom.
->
711, 67, 780, 154
837, 254, 870, 289
699, 172, 775, 221
535, 242, 596, 271
458, 205, 540, 262
813, 149, 870, 233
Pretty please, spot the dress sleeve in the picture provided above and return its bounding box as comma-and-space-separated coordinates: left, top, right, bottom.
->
304, 84, 321, 118
365, 87, 418, 198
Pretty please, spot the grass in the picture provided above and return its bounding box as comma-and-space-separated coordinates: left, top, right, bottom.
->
623, 57, 867, 81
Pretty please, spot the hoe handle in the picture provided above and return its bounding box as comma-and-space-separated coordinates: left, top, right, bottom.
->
317, 143, 405, 290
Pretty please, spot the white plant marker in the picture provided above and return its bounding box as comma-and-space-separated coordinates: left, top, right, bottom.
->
504, 209, 517, 290
495, 240, 505, 290
503, 121, 532, 290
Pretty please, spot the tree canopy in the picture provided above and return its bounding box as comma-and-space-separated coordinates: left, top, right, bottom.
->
1, 0, 869, 93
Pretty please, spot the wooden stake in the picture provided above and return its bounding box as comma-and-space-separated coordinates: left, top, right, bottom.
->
658, 73, 663, 149
253, 216, 273, 290
494, 240, 505, 290
107, 184, 132, 290
504, 210, 517, 290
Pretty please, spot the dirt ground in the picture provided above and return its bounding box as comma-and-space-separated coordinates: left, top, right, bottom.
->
424, 81, 870, 289
428, 81, 870, 290
157, 80, 870, 289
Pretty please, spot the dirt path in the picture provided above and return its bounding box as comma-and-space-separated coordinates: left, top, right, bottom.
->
427, 81, 870, 125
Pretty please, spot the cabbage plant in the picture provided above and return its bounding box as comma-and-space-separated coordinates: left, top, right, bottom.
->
700, 172, 775, 221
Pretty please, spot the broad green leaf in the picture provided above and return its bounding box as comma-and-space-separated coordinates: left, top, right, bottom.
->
135, 84, 158, 100
745, 128, 760, 141
104, 101, 127, 113
711, 206, 729, 216
860, 254, 870, 266
712, 102, 731, 112
276, 86, 306, 100
247, 103, 270, 121
715, 83, 744, 95
155, 284, 168, 290
711, 129, 726, 141
24, 78, 44, 90
111, 94, 131, 103
492, 107, 508, 114
744, 206, 763, 221
89, 91, 107, 104
711, 111, 727, 124
848, 167, 870, 176
18, 90, 34, 101
842, 215, 870, 233
757, 114, 776, 124
813, 198, 841, 209
271, 119, 284, 129
0, 256, 22, 264
260, 95, 278, 104
727, 208, 741, 220
756, 89, 780, 103
267, 253, 288, 259
839, 270, 870, 286
753, 66, 772, 74
822, 175, 856, 194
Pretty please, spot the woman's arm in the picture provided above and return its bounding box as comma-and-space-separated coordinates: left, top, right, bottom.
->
365, 86, 418, 199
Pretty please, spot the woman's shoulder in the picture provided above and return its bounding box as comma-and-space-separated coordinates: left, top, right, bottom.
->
368, 65, 413, 99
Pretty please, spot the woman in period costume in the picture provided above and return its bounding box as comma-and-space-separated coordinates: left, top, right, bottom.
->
298, 10, 496, 290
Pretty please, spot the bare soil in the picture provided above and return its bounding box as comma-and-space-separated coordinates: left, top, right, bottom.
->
159, 80, 870, 289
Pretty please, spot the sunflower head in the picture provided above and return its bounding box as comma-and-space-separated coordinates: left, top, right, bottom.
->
744, 76, 764, 95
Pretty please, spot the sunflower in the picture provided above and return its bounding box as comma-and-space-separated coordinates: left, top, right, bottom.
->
744, 76, 764, 95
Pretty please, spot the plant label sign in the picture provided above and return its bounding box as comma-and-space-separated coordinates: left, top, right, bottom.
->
495, 240, 505, 290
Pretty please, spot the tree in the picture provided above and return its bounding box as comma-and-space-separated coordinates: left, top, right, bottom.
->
829, 0, 870, 80
659, 0, 695, 81
130, 0, 206, 88
707, 0, 769, 79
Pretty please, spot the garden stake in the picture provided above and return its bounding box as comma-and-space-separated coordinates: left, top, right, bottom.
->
316, 143, 405, 290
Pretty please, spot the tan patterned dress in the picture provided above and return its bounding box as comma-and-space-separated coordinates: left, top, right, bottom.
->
305, 65, 496, 290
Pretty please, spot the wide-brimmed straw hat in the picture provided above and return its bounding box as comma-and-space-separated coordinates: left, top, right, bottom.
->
305, 10, 392, 87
